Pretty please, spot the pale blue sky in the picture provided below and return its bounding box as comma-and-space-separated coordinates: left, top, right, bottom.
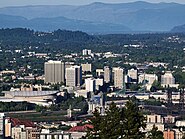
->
0, 0, 185, 8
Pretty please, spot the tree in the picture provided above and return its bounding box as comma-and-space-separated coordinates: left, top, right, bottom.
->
122, 100, 146, 139
86, 109, 102, 139
147, 125, 164, 139
99, 102, 121, 139
150, 80, 162, 92
86, 100, 146, 139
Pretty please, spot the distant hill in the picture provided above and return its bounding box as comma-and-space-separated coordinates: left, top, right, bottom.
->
0, 14, 131, 34
171, 24, 185, 32
1, 1, 185, 32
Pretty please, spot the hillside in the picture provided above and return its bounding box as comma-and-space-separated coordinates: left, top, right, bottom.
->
1, 2, 185, 32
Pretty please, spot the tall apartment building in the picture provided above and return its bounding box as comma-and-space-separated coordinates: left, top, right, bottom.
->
81, 63, 92, 73
85, 78, 96, 92
128, 68, 138, 82
113, 67, 124, 89
82, 49, 91, 56
66, 66, 82, 87
104, 66, 111, 83
44, 60, 65, 84
161, 71, 175, 86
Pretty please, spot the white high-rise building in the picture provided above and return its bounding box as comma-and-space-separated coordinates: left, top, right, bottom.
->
104, 66, 111, 83
95, 78, 104, 90
85, 78, 96, 92
96, 69, 104, 77
128, 68, 138, 82
66, 66, 82, 87
113, 67, 124, 89
44, 60, 65, 84
82, 49, 91, 56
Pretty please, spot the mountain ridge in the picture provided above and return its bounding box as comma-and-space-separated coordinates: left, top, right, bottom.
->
1, 1, 185, 32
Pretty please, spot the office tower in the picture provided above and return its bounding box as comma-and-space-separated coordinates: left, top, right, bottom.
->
85, 78, 96, 92
66, 66, 82, 87
161, 71, 175, 86
128, 68, 138, 82
82, 49, 91, 56
113, 67, 124, 89
81, 63, 92, 73
104, 66, 111, 83
44, 60, 65, 84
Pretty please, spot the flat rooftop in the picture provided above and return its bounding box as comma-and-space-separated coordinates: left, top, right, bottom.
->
2, 91, 58, 97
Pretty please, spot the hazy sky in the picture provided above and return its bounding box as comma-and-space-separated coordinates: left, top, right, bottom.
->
0, 0, 185, 8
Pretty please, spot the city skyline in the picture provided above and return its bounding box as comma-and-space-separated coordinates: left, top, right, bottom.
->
0, 0, 185, 8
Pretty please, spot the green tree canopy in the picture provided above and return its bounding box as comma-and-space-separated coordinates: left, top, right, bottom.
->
147, 125, 164, 139
86, 100, 146, 139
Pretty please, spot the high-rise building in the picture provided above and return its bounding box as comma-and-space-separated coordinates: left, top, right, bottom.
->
44, 60, 65, 84
161, 72, 175, 86
96, 69, 104, 77
81, 63, 92, 73
66, 66, 82, 87
128, 68, 138, 82
82, 49, 91, 56
85, 78, 96, 92
104, 66, 111, 83
113, 67, 124, 89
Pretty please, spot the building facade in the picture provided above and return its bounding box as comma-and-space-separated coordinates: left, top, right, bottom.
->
44, 61, 65, 84
66, 66, 82, 87
113, 67, 124, 89
104, 66, 111, 83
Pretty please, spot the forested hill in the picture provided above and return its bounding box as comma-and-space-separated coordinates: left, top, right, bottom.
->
1, 28, 185, 67
0, 28, 96, 45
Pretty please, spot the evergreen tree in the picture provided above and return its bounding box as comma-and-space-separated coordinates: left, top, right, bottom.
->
122, 100, 146, 139
86, 108, 102, 139
147, 125, 164, 139
86, 100, 146, 139
99, 102, 121, 139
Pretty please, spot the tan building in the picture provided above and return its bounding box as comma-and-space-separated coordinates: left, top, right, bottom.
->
113, 67, 124, 89
81, 63, 92, 73
161, 71, 178, 88
26, 127, 41, 139
139, 74, 158, 85
5, 118, 11, 138
104, 66, 111, 83
44, 60, 65, 84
